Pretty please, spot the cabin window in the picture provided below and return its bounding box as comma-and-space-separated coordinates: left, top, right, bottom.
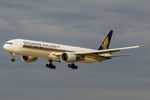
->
6, 42, 13, 45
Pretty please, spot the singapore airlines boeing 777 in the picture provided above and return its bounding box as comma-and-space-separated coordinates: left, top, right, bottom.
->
3, 30, 142, 69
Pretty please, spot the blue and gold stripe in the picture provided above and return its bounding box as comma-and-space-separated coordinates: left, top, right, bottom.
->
97, 30, 113, 50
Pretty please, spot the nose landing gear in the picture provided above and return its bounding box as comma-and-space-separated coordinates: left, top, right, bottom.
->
11, 54, 15, 62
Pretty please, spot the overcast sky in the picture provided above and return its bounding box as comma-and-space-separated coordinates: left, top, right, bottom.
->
0, 0, 150, 100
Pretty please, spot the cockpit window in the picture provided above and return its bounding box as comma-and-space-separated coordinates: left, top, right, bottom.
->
6, 42, 13, 45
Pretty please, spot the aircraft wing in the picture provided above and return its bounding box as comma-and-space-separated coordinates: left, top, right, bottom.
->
75, 45, 142, 55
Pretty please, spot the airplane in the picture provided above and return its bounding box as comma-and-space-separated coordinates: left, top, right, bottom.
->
3, 30, 142, 69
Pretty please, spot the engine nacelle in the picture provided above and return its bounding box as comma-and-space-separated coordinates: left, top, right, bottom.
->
49, 53, 60, 61
61, 52, 77, 62
21, 56, 38, 63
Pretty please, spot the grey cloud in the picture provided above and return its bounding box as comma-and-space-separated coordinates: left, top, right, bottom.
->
0, 0, 150, 100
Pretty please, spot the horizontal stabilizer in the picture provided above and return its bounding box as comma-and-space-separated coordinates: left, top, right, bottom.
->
104, 54, 132, 58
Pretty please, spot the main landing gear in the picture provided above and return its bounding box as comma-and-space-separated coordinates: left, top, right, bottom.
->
46, 60, 78, 70
68, 64, 78, 69
46, 60, 56, 69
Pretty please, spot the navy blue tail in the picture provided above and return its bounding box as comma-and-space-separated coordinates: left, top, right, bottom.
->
97, 30, 114, 50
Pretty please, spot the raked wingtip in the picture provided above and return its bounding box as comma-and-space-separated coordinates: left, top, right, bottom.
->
139, 44, 144, 47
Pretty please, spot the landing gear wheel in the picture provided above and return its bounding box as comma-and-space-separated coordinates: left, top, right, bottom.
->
46, 60, 56, 69
74, 65, 78, 69
11, 58, 15, 62
52, 65, 56, 69
68, 64, 78, 69
46, 64, 49, 67
68, 64, 72, 67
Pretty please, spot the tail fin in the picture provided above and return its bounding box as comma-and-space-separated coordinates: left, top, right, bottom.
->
97, 30, 114, 50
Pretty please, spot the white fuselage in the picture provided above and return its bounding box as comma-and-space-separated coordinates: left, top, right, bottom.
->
3, 39, 108, 64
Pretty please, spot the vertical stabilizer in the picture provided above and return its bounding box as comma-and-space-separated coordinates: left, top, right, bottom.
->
97, 30, 114, 50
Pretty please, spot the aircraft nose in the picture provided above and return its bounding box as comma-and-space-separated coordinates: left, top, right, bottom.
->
3, 44, 7, 50
3, 44, 9, 51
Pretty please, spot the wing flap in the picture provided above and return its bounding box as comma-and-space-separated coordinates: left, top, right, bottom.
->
104, 54, 132, 58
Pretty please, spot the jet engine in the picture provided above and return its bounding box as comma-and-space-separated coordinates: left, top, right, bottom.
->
61, 52, 77, 62
21, 56, 38, 63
